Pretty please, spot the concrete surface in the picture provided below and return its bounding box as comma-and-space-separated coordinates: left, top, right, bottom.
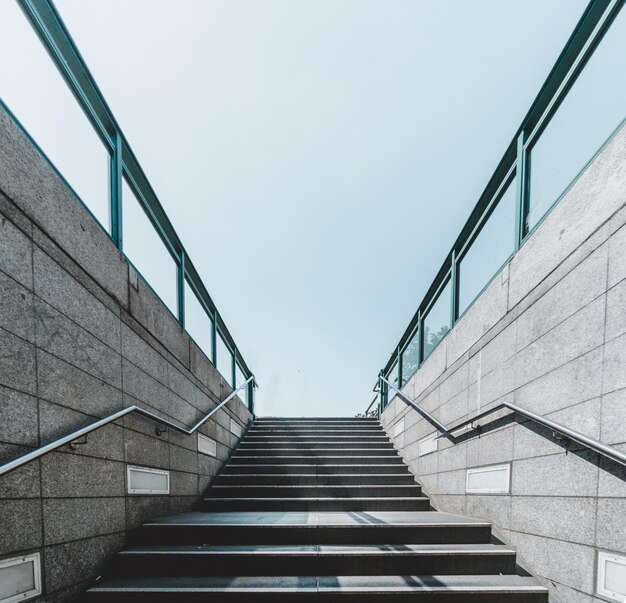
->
0, 104, 253, 601
382, 121, 626, 603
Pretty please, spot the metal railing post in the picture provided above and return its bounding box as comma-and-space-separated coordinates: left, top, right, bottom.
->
177, 251, 186, 327
212, 317, 218, 366
110, 132, 123, 250
450, 253, 458, 327
514, 131, 528, 250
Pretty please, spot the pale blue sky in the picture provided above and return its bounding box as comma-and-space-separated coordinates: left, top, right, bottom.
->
2, 0, 587, 416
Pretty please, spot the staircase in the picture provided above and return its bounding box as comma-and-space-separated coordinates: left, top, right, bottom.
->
85, 417, 549, 601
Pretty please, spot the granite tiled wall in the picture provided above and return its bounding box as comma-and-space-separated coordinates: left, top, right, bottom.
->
0, 105, 252, 601
382, 122, 626, 603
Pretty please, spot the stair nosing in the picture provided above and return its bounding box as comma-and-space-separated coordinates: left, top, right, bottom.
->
118, 544, 517, 556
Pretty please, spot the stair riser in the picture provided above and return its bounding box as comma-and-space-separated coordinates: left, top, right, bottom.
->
250, 426, 380, 430
252, 424, 380, 428
221, 464, 411, 474
254, 418, 379, 422
228, 457, 405, 465
199, 499, 429, 512
133, 525, 491, 546
215, 475, 417, 485
244, 433, 388, 438
243, 438, 389, 442
233, 450, 399, 457
85, 592, 549, 602
86, 415, 549, 603
248, 428, 384, 434
239, 443, 394, 450
110, 553, 517, 577
207, 486, 421, 498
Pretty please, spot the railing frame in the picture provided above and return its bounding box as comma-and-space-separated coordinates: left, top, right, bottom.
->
8, 0, 254, 406
379, 0, 625, 405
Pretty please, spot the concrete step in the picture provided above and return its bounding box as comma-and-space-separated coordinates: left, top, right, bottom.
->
252, 423, 380, 428
228, 456, 406, 465
251, 423, 380, 428
215, 474, 417, 486
200, 497, 431, 512
221, 464, 411, 475
238, 441, 396, 450
86, 415, 548, 603
255, 417, 379, 422
86, 574, 549, 601
244, 433, 388, 439
248, 427, 384, 434
233, 448, 400, 457
241, 435, 391, 446
131, 512, 493, 546
206, 485, 422, 498
109, 543, 517, 577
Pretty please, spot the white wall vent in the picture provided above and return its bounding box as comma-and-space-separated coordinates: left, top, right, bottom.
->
230, 418, 242, 438
127, 465, 170, 494
391, 418, 405, 438
466, 463, 511, 494
418, 433, 438, 457
597, 551, 626, 602
198, 433, 217, 457
0, 553, 42, 603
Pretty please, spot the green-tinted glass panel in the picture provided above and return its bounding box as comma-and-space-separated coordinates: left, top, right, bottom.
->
122, 179, 178, 315
1, 0, 110, 231
235, 363, 247, 405
423, 280, 451, 360
386, 362, 399, 403
184, 280, 214, 363
217, 332, 233, 386
458, 179, 515, 315
401, 329, 420, 386
527, 8, 626, 233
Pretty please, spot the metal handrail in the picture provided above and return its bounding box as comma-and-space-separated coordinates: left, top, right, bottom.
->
376, 375, 626, 467
0, 376, 254, 478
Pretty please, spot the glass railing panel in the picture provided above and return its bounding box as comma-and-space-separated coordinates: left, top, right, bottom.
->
122, 179, 178, 315
235, 364, 246, 389
386, 362, 399, 403
0, 0, 110, 231
184, 279, 214, 363
235, 363, 247, 404
216, 332, 233, 386
423, 279, 451, 360
526, 7, 626, 234
401, 329, 420, 386
458, 178, 516, 315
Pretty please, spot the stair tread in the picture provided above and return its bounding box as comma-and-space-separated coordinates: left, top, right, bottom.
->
224, 465, 407, 468
203, 497, 429, 502
89, 574, 547, 593
90, 417, 546, 601
256, 417, 378, 420
143, 511, 490, 528
230, 456, 403, 459
247, 430, 384, 433
219, 474, 413, 477
120, 543, 516, 556
210, 485, 418, 489
243, 437, 389, 440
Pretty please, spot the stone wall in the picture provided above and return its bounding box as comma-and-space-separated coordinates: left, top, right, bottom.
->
0, 106, 253, 601
382, 121, 626, 603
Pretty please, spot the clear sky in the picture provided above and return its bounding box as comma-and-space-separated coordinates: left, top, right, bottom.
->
1, 0, 586, 416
